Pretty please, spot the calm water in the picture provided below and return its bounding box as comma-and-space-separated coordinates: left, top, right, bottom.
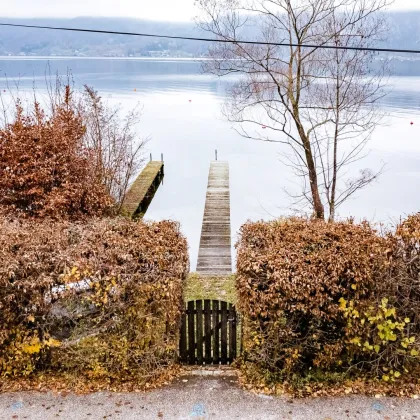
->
1, 57, 420, 270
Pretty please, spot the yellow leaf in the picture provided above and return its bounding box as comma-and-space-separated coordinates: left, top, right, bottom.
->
351, 284, 357, 290
45, 338, 61, 348
410, 349, 419, 356
384, 308, 396, 318
22, 343, 41, 354
382, 375, 390, 382
394, 371, 401, 378
27, 315, 35, 322
404, 318, 410, 323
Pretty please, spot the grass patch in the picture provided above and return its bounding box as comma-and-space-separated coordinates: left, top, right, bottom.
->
184, 273, 236, 304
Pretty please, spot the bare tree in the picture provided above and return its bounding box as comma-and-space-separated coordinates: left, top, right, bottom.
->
197, 0, 391, 220
81, 86, 148, 211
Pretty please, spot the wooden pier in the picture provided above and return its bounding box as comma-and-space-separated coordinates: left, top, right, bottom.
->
122, 161, 164, 219
196, 161, 232, 274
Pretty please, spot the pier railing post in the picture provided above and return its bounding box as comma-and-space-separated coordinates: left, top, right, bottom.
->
215, 149, 218, 161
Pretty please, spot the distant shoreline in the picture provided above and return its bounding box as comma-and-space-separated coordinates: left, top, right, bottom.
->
0, 55, 418, 62
0, 56, 208, 61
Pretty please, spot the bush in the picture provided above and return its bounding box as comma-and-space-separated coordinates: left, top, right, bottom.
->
0, 88, 113, 219
387, 213, 420, 333
236, 217, 418, 384
0, 77, 147, 218
0, 216, 189, 383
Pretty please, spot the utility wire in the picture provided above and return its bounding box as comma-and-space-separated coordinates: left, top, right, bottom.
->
1, 22, 420, 55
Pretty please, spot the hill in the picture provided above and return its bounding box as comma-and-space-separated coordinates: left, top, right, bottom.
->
0, 12, 419, 58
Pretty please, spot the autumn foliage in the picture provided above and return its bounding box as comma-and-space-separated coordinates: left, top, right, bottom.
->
0, 87, 113, 219
388, 213, 420, 332
236, 217, 420, 385
0, 217, 189, 382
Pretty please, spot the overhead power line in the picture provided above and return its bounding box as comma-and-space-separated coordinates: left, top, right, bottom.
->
1, 22, 420, 55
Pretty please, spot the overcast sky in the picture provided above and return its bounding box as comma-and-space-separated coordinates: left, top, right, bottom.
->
0, 0, 419, 22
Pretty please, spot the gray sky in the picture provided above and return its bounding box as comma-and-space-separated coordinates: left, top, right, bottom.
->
0, 0, 418, 22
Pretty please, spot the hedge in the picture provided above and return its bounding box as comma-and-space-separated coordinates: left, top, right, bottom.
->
388, 213, 420, 333
236, 217, 419, 384
0, 216, 189, 384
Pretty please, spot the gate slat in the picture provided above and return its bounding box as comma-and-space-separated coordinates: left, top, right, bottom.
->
232, 306, 237, 360
204, 300, 212, 364
188, 300, 195, 364
212, 300, 219, 364
228, 303, 236, 363
196, 300, 203, 365
179, 308, 187, 363
221, 301, 228, 364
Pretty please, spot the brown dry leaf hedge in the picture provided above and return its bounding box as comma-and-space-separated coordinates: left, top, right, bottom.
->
0, 216, 189, 384
236, 217, 419, 387
387, 213, 420, 332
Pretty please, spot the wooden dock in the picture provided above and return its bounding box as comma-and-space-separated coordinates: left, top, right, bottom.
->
122, 161, 164, 219
196, 161, 232, 274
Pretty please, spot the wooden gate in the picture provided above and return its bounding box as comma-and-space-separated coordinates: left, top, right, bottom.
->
179, 300, 237, 365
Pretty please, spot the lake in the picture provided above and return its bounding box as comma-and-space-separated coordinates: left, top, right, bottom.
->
1, 57, 419, 270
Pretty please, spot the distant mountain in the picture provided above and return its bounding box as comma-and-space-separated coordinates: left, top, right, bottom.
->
0, 12, 419, 58
0, 17, 208, 57
387, 11, 420, 51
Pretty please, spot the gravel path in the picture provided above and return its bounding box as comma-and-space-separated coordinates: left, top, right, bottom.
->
1, 372, 419, 420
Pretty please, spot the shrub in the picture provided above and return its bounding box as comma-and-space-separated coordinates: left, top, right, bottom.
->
387, 213, 420, 333
0, 87, 112, 219
0, 216, 189, 383
236, 217, 418, 383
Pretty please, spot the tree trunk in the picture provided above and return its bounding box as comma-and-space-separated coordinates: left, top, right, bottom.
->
296, 121, 325, 220
306, 150, 325, 220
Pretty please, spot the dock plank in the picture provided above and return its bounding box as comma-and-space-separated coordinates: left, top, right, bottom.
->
197, 161, 232, 274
